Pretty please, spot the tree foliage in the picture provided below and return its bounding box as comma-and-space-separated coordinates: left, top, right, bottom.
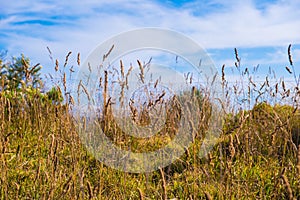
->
0, 53, 63, 104
0, 54, 42, 91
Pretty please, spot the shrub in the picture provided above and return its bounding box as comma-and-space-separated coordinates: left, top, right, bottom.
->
222, 102, 299, 160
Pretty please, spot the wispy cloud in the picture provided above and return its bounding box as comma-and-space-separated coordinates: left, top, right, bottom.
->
0, 0, 299, 76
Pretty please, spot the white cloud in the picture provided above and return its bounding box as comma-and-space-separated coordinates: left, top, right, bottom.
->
0, 0, 300, 76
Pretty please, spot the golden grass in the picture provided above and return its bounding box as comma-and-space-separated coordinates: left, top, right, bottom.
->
0, 46, 299, 199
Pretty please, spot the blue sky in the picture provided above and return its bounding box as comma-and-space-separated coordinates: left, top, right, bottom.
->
0, 0, 300, 83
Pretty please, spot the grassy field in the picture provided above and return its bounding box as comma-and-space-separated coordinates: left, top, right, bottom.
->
0, 48, 300, 199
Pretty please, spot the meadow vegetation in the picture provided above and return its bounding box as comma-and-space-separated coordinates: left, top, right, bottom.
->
0, 47, 299, 199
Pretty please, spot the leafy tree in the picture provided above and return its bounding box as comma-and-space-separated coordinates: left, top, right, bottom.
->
0, 53, 65, 105
1, 54, 43, 91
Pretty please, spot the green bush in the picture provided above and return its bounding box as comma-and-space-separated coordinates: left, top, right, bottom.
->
221, 102, 299, 160
46, 86, 63, 104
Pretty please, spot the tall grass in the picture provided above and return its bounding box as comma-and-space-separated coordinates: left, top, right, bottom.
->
0, 46, 299, 199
